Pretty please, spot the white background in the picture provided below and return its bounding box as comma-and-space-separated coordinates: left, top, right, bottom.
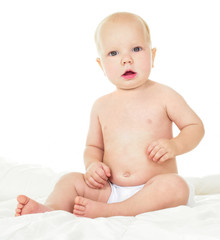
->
0, 0, 219, 177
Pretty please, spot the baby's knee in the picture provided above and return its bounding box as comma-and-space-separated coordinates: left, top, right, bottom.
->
164, 174, 189, 204
151, 174, 189, 205
56, 172, 84, 186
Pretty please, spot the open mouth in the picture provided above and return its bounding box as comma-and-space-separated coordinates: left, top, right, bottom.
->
122, 70, 137, 79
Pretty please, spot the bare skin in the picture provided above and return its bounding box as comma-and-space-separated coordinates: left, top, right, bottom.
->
15, 195, 53, 216
16, 173, 188, 218
15, 12, 204, 218
15, 173, 112, 216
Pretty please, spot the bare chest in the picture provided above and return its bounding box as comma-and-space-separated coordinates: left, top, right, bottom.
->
99, 98, 170, 136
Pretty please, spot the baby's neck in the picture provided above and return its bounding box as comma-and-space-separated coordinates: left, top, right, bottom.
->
115, 80, 154, 95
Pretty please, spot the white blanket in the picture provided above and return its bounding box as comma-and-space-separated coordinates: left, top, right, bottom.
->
0, 158, 220, 240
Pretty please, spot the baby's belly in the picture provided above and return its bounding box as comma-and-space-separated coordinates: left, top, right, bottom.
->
103, 141, 178, 186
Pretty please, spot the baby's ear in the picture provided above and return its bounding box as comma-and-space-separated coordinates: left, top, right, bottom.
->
96, 58, 103, 71
152, 48, 157, 68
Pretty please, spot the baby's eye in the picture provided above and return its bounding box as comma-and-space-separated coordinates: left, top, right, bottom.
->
133, 46, 142, 52
109, 51, 119, 56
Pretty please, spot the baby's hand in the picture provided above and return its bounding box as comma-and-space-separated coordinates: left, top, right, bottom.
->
147, 139, 177, 163
85, 162, 111, 189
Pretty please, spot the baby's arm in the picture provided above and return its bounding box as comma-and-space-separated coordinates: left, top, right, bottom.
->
84, 100, 111, 188
148, 87, 205, 163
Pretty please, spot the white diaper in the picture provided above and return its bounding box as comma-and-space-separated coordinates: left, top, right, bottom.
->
185, 180, 196, 207
107, 183, 145, 204
107, 180, 195, 207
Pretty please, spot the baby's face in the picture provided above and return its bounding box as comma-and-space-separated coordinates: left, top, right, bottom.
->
97, 17, 156, 90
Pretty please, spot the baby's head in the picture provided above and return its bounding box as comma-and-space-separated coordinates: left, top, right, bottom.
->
95, 12, 152, 55
95, 12, 156, 90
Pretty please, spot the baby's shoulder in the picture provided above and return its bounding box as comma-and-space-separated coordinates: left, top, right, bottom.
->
94, 92, 112, 104
150, 81, 182, 98
91, 92, 113, 112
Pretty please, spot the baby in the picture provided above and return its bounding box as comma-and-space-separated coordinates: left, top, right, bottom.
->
15, 12, 204, 218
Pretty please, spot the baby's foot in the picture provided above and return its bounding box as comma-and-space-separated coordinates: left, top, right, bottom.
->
73, 196, 110, 218
15, 195, 52, 216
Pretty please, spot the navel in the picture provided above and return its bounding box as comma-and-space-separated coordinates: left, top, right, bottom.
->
123, 171, 131, 177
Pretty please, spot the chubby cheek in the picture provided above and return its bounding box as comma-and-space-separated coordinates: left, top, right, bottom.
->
139, 56, 152, 76
102, 60, 118, 81
144, 64, 152, 76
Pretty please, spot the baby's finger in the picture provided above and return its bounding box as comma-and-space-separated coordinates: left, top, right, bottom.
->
153, 148, 167, 162
88, 176, 104, 189
85, 178, 96, 189
96, 168, 108, 181
158, 153, 169, 163
147, 141, 158, 153
102, 164, 111, 177
93, 172, 107, 185
87, 177, 99, 188
149, 145, 161, 160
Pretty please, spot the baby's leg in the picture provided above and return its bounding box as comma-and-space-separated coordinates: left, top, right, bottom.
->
15, 172, 111, 216
73, 174, 189, 218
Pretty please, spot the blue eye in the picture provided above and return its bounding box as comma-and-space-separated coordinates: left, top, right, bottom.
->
109, 51, 119, 56
133, 47, 142, 52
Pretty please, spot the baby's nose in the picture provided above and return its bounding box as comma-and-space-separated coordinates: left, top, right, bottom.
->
121, 56, 133, 65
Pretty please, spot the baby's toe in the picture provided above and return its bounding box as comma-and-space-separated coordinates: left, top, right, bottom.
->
16, 208, 22, 213
73, 209, 85, 216
75, 196, 86, 206
17, 195, 30, 205
74, 204, 86, 211
17, 203, 24, 209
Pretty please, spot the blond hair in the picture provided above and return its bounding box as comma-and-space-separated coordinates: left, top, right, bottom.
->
95, 12, 152, 53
